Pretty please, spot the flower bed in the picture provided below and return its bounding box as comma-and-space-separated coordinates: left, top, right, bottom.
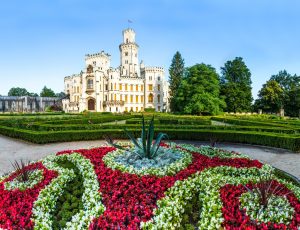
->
0, 143, 299, 229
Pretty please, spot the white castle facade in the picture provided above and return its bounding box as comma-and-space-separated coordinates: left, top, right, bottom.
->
63, 28, 169, 113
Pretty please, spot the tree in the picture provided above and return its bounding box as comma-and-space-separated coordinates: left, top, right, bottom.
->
285, 84, 300, 117
168, 51, 185, 112
8, 87, 29, 96
175, 63, 225, 115
40, 86, 56, 97
56, 92, 66, 98
254, 80, 284, 113
269, 70, 300, 116
220, 57, 253, 112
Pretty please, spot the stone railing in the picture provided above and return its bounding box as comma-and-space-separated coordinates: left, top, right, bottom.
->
103, 100, 125, 107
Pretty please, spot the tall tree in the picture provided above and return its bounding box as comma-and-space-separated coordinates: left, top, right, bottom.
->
8, 87, 29, 96
270, 70, 300, 116
254, 80, 284, 113
40, 86, 56, 97
220, 57, 253, 112
175, 63, 225, 115
168, 51, 185, 112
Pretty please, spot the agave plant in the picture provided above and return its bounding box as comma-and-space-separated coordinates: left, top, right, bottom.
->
11, 159, 32, 182
105, 115, 168, 159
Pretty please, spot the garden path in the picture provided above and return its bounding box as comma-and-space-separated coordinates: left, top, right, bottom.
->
0, 135, 299, 178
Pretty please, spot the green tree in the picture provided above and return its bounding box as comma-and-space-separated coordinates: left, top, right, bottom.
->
220, 57, 253, 112
175, 63, 225, 115
254, 80, 284, 113
168, 51, 185, 112
285, 84, 300, 117
8, 87, 29, 96
56, 92, 66, 98
40, 86, 56, 97
270, 70, 300, 116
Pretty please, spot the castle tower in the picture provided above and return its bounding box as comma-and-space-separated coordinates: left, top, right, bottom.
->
119, 28, 140, 77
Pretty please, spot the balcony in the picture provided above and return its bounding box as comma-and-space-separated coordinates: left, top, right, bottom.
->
103, 100, 125, 107
86, 85, 94, 93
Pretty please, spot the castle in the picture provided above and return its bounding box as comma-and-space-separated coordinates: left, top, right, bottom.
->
63, 28, 169, 113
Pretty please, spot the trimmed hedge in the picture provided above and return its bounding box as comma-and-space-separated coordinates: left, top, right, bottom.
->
0, 125, 299, 151
211, 117, 292, 128
23, 123, 298, 134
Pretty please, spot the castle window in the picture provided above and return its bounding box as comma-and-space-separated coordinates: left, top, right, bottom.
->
120, 95, 123, 101
105, 84, 108, 90
87, 79, 93, 89
119, 84, 122, 90
158, 76, 161, 81
136, 95, 138, 103
126, 38, 129, 43
93, 61, 96, 65
149, 76, 152, 81
157, 84, 160, 91
114, 94, 116, 101
130, 84, 133, 91
114, 83, 116, 90
148, 84, 153, 91
125, 60, 128, 64
136, 85, 138, 91
136, 107, 138, 112
125, 52, 128, 56
148, 94, 153, 103
105, 95, 108, 101
158, 106, 161, 111
141, 95, 144, 102
111, 83, 113, 90
125, 84, 128, 91
157, 94, 161, 103
125, 95, 128, 102
141, 85, 144, 91
130, 95, 133, 103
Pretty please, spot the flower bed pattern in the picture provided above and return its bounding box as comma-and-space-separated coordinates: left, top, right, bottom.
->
0, 143, 299, 229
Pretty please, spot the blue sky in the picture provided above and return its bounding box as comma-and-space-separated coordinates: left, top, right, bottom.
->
0, 0, 300, 99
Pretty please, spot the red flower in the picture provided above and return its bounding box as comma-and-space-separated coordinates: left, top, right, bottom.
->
220, 181, 300, 229
0, 162, 58, 229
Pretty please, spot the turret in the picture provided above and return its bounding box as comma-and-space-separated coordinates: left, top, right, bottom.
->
119, 28, 140, 77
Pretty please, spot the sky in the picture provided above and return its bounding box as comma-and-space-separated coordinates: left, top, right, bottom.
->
0, 0, 300, 99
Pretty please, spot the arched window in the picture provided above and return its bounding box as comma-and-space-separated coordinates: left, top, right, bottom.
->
87, 79, 93, 89
148, 94, 153, 103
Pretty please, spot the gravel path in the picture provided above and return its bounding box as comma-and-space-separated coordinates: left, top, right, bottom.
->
0, 135, 299, 178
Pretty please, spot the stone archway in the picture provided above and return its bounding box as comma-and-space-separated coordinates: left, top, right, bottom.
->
88, 98, 95, 111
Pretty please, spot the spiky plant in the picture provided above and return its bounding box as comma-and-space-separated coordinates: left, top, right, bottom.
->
11, 159, 32, 182
105, 115, 168, 159
244, 177, 292, 210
